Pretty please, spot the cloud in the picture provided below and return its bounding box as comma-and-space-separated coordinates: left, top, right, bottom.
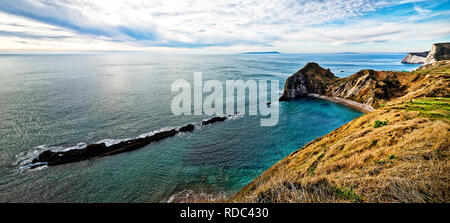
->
0, 0, 449, 52
414, 5, 432, 15
288, 20, 450, 44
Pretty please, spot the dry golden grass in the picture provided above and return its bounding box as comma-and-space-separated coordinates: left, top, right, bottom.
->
231, 62, 450, 203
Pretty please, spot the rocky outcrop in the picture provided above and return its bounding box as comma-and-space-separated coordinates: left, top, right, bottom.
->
179, 124, 195, 132
32, 129, 179, 167
424, 42, 450, 65
30, 116, 230, 168
401, 51, 429, 64
279, 63, 430, 111
279, 62, 337, 100
202, 116, 227, 125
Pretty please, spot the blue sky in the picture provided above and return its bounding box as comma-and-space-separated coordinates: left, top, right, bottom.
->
0, 0, 449, 53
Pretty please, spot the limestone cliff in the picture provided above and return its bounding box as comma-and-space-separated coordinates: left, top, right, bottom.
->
424, 42, 450, 65
279, 62, 337, 100
279, 63, 430, 111
401, 51, 429, 64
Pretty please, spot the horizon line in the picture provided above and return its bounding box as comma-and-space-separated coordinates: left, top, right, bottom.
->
0, 50, 413, 55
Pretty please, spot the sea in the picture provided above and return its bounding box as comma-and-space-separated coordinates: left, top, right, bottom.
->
0, 53, 420, 202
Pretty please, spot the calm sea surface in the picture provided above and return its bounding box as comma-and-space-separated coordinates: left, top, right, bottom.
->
0, 53, 419, 202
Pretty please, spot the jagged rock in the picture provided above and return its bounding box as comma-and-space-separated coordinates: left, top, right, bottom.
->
329, 70, 408, 107
32, 143, 109, 165
85, 143, 109, 156
31, 130, 179, 165
179, 124, 195, 132
401, 51, 429, 64
331, 70, 376, 98
424, 42, 450, 65
103, 129, 178, 156
30, 117, 230, 167
279, 62, 337, 101
32, 150, 54, 163
202, 116, 227, 125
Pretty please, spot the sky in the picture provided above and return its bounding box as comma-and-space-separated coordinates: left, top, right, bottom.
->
0, 0, 449, 53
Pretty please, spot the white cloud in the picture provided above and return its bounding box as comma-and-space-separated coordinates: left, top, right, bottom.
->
414, 5, 432, 15
0, 0, 448, 52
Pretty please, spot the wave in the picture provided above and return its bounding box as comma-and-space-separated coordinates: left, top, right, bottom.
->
15, 114, 242, 170
166, 189, 227, 203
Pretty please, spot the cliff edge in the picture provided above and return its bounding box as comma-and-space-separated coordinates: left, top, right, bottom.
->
401, 51, 429, 64
232, 61, 449, 203
425, 42, 450, 65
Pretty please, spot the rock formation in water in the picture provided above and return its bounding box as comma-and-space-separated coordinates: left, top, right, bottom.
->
30, 116, 230, 168
424, 42, 450, 65
179, 124, 195, 132
202, 116, 228, 125
401, 51, 429, 64
279, 62, 337, 100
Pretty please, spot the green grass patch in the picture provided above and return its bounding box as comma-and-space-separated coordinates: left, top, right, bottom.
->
335, 186, 363, 202
406, 97, 450, 120
308, 153, 324, 176
373, 120, 388, 128
368, 139, 378, 148
413, 69, 431, 75
413, 63, 450, 74
374, 159, 387, 165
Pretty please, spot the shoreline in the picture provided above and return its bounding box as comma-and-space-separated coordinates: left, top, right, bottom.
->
228, 94, 374, 201
308, 93, 375, 113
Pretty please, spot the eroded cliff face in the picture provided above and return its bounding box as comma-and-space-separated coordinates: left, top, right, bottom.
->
279, 63, 426, 110
425, 42, 450, 65
328, 70, 377, 105
279, 62, 336, 100
401, 51, 429, 64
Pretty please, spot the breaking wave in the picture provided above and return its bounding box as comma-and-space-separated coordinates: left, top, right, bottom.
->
14, 114, 243, 170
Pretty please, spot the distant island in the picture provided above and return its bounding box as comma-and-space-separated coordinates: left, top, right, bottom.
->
243, 51, 282, 54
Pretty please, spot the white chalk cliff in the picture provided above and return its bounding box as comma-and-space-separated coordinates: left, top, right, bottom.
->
424, 42, 450, 65
401, 51, 429, 64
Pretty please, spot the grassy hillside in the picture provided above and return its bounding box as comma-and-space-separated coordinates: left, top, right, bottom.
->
232, 62, 449, 203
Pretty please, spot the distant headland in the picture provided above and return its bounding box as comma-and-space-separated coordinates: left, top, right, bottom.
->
242, 51, 282, 54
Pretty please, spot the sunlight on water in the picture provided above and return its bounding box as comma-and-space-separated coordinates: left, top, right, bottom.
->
0, 53, 418, 202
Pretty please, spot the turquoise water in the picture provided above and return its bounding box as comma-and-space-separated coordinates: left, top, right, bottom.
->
0, 53, 419, 202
